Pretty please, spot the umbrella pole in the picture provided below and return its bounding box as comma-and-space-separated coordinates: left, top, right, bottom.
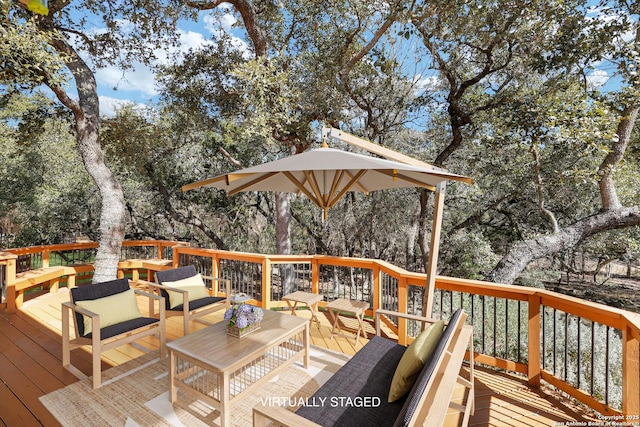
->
423, 182, 446, 318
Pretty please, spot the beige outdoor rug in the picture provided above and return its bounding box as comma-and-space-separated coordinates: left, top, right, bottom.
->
41, 346, 350, 427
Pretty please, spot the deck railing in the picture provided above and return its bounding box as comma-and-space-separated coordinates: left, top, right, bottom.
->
1, 240, 638, 418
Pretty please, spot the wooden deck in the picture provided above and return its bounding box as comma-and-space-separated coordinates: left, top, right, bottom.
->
1, 285, 599, 427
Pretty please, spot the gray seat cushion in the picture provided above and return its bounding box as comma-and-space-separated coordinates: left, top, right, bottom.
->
170, 296, 226, 311
295, 335, 407, 427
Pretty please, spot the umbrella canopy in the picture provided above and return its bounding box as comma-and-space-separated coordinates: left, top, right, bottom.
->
182, 147, 473, 215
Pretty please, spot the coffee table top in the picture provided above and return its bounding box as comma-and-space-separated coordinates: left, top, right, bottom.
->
167, 309, 307, 370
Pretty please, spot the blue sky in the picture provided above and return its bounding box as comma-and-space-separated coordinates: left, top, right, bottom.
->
94, 5, 248, 116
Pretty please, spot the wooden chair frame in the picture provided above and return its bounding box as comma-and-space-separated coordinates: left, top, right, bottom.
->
62, 287, 166, 389
149, 266, 231, 335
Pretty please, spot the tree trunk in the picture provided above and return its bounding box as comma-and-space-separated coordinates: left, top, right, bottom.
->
486, 207, 640, 284
275, 192, 295, 294
77, 115, 126, 282
48, 41, 126, 282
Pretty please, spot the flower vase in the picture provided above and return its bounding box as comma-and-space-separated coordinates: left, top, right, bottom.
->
227, 321, 261, 338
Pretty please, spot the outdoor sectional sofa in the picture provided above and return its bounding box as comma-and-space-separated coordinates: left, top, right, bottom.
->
253, 308, 474, 427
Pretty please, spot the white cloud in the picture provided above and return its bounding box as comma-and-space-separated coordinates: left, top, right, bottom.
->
95, 28, 215, 100
203, 10, 250, 58
413, 74, 440, 92
89, 8, 250, 107
96, 63, 158, 97
587, 69, 609, 89
99, 95, 143, 117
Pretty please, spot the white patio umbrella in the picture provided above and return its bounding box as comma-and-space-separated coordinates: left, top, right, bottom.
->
183, 133, 474, 316
182, 146, 473, 217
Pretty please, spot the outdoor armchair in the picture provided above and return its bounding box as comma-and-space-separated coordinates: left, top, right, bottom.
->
61, 278, 166, 389
151, 265, 230, 335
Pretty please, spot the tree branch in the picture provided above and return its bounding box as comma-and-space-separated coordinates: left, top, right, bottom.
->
186, 0, 267, 57
529, 139, 559, 233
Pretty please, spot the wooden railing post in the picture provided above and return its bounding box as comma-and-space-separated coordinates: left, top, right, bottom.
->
211, 252, 220, 279
527, 294, 541, 388
622, 325, 640, 417
5, 255, 17, 313
42, 248, 50, 268
171, 246, 180, 268
372, 264, 381, 314
262, 258, 271, 310
311, 257, 320, 295
397, 276, 409, 346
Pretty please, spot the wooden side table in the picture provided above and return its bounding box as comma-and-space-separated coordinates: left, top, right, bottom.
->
326, 298, 369, 346
283, 291, 323, 328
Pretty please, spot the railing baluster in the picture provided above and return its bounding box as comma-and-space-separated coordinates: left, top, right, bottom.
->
493, 297, 497, 357
553, 308, 557, 376
591, 321, 595, 396
564, 314, 569, 382
605, 326, 610, 406
577, 316, 581, 390
482, 296, 486, 355
517, 300, 522, 363
542, 306, 546, 371
505, 298, 509, 359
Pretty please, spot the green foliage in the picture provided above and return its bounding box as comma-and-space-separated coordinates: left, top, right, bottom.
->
439, 231, 499, 280
0, 92, 97, 247
3, 0, 640, 290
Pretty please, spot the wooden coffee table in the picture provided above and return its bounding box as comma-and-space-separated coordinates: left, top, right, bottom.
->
166, 309, 309, 427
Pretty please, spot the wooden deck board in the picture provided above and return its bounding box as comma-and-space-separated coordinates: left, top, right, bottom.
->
2, 286, 600, 427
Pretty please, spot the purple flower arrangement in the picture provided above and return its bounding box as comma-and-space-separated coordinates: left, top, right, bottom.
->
224, 303, 264, 330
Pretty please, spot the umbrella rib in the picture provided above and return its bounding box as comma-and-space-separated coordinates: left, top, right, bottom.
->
283, 171, 325, 207
327, 170, 368, 208
303, 170, 328, 207
181, 175, 226, 192
378, 170, 437, 192
326, 170, 346, 203
228, 172, 279, 196
343, 170, 370, 194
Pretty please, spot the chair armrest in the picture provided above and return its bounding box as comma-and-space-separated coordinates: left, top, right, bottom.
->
135, 288, 166, 318
253, 404, 321, 427
62, 301, 101, 340
134, 288, 165, 302
147, 282, 186, 294
202, 276, 231, 297
62, 300, 100, 319
374, 309, 441, 337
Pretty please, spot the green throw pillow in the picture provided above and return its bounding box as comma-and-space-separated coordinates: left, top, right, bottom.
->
388, 319, 445, 402
163, 273, 210, 309
76, 288, 142, 336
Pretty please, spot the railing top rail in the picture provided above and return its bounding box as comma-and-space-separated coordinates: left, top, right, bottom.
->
5, 241, 638, 336
5, 240, 189, 256
0, 251, 18, 262
5, 242, 99, 255
623, 311, 640, 339
436, 275, 537, 301
536, 287, 629, 329
121, 240, 188, 247
176, 246, 269, 262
